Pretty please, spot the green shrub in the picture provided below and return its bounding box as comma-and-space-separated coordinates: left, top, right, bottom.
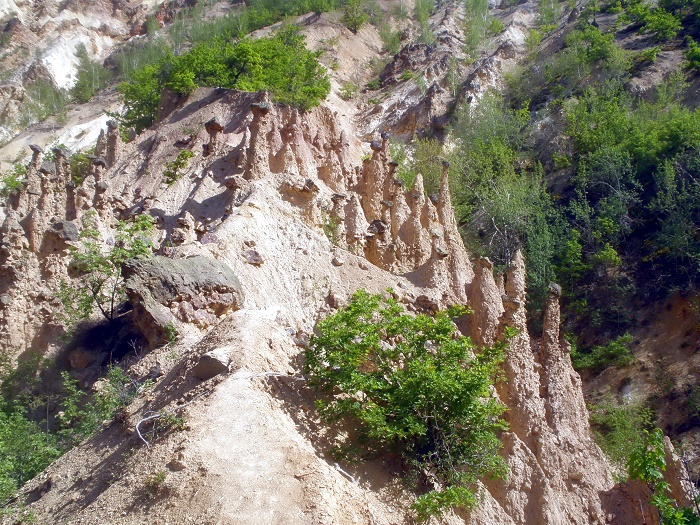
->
640, 45, 661, 63
339, 82, 358, 100
400, 69, 415, 81
366, 78, 381, 90
488, 17, 505, 35
628, 3, 682, 41
402, 137, 444, 194
571, 333, 635, 370
19, 80, 69, 127
589, 398, 653, 480
0, 394, 61, 505
629, 428, 700, 524
463, 0, 489, 58
69, 151, 92, 184
552, 151, 571, 169
58, 213, 155, 329
144, 470, 167, 498
538, 0, 561, 26
163, 149, 194, 185
304, 289, 509, 521
525, 29, 543, 52
118, 27, 331, 134
414, 0, 435, 23
116, 37, 171, 81
164, 322, 179, 344
642, 7, 682, 41
684, 37, 700, 70
379, 24, 402, 55
0, 360, 148, 504
341, 0, 369, 32
0, 164, 27, 199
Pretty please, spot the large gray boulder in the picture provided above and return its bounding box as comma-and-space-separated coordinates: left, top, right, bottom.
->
123, 256, 243, 347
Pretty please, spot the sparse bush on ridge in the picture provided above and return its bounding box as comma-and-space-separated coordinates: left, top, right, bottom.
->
163, 149, 194, 185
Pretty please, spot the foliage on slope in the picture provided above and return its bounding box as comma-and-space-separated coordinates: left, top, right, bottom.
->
118, 26, 331, 134
305, 290, 509, 521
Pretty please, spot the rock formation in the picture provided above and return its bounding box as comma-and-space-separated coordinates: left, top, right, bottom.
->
0, 87, 692, 525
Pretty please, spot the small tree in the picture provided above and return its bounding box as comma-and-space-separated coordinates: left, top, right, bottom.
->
341, 0, 369, 33
629, 428, 700, 524
305, 289, 509, 521
71, 44, 113, 103
58, 214, 155, 330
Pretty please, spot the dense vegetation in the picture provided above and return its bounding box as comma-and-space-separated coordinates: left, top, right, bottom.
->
425, 2, 700, 350
118, 26, 330, 134
0, 358, 147, 507
305, 290, 510, 521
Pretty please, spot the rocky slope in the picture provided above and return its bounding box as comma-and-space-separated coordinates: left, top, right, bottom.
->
0, 2, 697, 525
0, 85, 692, 525
0, 0, 194, 146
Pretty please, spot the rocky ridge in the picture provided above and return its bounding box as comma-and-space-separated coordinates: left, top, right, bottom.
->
0, 77, 693, 523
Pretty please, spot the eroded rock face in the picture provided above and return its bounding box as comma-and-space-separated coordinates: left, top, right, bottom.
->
1, 83, 692, 525
123, 256, 243, 347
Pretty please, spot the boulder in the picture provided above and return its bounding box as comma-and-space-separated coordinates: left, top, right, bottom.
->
48, 220, 79, 242
192, 347, 232, 380
123, 256, 243, 347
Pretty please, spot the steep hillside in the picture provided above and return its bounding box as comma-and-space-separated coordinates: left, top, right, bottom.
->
1, 0, 700, 524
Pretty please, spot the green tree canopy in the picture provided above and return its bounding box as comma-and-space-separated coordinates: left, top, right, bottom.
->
118, 26, 330, 134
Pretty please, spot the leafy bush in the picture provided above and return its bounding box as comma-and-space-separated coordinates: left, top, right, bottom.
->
450, 93, 561, 312
395, 136, 444, 194
0, 405, 61, 504
71, 44, 113, 103
144, 470, 168, 498
400, 69, 415, 81
589, 397, 653, 480
642, 8, 682, 41
684, 37, 700, 70
379, 24, 402, 55
0, 358, 147, 505
57, 366, 148, 447
488, 17, 505, 35
463, 0, 489, 58
640, 45, 661, 63
69, 151, 92, 184
339, 82, 358, 100
571, 333, 634, 370
414, 0, 435, 23
538, 0, 561, 26
118, 27, 331, 134
629, 428, 700, 524
0, 164, 27, 199
628, 3, 682, 41
526, 29, 543, 52
304, 290, 509, 521
116, 37, 171, 81
19, 80, 69, 127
